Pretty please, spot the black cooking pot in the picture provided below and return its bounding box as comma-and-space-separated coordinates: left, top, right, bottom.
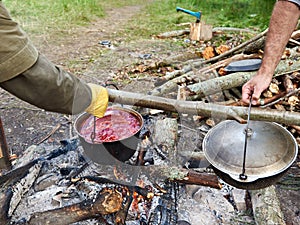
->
203, 120, 298, 190
74, 106, 143, 165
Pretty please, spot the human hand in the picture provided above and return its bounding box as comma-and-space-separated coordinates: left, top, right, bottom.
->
242, 73, 273, 105
85, 83, 109, 117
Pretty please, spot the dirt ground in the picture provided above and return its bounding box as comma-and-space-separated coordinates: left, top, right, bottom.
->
1, 2, 299, 225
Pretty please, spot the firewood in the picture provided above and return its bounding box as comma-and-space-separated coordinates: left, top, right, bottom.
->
250, 186, 286, 225
115, 195, 133, 225
283, 75, 295, 93
260, 87, 300, 108
0, 139, 79, 224
108, 88, 300, 125
27, 189, 123, 225
72, 176, 152, 200
148, 72, 191, 96
186, 57, 300, 100
212, 27, 257, 34
174, 170, 222, 189
156, 29, 190, 39
150, 53, 261, 97
157, 29, 268, 83
0, 160, 43, 224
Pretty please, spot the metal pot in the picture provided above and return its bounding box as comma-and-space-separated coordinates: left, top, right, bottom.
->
202, 120, 298, 189
74, 106, 143, 165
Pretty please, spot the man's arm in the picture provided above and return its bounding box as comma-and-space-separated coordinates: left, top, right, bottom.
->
242, 0, 300, 104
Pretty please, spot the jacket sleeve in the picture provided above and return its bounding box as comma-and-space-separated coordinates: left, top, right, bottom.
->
0, 53, 92, 115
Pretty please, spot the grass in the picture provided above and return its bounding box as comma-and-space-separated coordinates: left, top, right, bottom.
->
123, 0, 276, 40
2, 0, 276, 40
2, 0, 105, 34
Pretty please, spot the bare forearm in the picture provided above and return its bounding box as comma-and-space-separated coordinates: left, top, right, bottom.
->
259, 1, 300, 75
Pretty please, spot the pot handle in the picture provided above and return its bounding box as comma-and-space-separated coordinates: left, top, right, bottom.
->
229, 174, 260, 183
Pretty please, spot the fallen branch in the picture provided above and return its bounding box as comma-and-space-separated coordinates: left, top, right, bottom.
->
36, 123, 61, 145
261, 87, 300, 108
250, 186, 286, 225
212, 27, 258, 34
108, 88, 300, 125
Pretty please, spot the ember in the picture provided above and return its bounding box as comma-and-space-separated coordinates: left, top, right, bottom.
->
79, 107, 141, 143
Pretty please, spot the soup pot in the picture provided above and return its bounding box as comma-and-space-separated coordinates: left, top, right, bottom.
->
202, 120, 298, 189
74, 106, 143, 165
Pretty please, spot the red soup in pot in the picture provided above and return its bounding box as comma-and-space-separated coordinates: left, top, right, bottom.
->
79, 108, 142, 143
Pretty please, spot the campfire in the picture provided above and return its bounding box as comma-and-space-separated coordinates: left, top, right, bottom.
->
1, 28, 300, 225
1, 110, 258, 225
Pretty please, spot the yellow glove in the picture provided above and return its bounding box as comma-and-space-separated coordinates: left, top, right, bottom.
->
85, 83, 109, 118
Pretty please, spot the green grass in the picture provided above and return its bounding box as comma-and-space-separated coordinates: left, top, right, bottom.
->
2, 0, 105, 34
2, 0, 276, 39
123, 0, 276, 40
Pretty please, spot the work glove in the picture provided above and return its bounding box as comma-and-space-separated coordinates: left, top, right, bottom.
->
85, 83, 109, 118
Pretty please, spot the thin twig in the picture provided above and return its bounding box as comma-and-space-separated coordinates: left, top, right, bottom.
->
36, 123, 62, 145
260, 88, 300, 108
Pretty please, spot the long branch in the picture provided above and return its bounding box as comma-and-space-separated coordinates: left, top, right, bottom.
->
108, 89, 300, 125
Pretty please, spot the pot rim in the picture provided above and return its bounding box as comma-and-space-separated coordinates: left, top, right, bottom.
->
74, 106, 144, 144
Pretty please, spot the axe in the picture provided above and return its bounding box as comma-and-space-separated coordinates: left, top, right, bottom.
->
176, 7, 201, 23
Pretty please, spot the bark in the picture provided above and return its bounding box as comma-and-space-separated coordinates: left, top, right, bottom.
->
250, 186, 286, 225
28, 189, 123, 225
174, 170, 221, 189
108, 88, 300, 125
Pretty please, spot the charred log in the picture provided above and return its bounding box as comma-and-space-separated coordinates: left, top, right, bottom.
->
27, 189, 123, 225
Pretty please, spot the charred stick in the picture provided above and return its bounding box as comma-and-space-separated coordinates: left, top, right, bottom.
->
115, 194, 133, 225
173, 170, 222, 189
0, 139, 79, 187
142, 166, 222, 189
0, 159, 39, 187
0, 187, 13, 225
27, 189, 123, 225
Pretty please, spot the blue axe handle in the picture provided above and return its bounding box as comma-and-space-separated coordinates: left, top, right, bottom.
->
176, 7, 201, 22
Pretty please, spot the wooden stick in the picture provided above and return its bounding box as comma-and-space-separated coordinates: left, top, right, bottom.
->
250, 186, 286, 225
108, 88, 300, 125
174, 170, 222, 189
27, 189, 123, 225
